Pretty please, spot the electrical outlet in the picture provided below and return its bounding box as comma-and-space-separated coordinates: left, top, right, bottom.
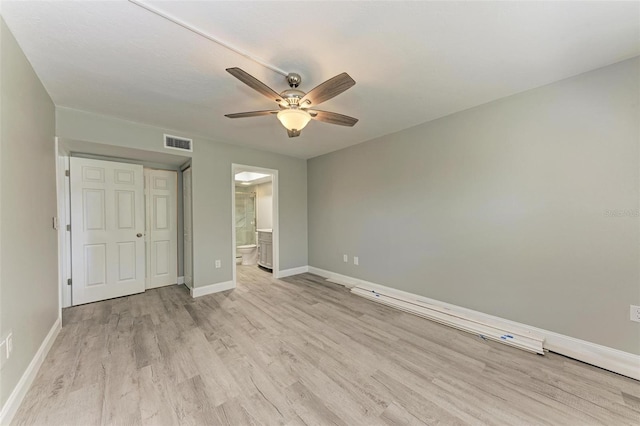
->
630, 305, 640, 323
343, 254, 348, 263
353, 256, 359, 266
215, 260, 221, 269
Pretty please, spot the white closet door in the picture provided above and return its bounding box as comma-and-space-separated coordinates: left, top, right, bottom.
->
145, 169, 178, 289
183, 167, 193, 289
70, 158, 145, 305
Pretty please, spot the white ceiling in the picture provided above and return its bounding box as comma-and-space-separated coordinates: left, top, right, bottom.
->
3, 1, 639, 159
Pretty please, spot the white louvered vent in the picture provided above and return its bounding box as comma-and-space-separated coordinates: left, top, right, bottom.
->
164, 134, 193, 152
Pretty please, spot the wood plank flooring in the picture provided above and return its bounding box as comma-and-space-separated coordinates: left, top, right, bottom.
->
12, 266, 640, 425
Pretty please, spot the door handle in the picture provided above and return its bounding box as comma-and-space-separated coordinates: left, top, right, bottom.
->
137, 233, 143, 238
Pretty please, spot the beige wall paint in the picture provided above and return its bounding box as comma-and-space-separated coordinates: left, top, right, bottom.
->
56, 107, 308, 287
308, 57, 640, 355
0, 19, 58, 408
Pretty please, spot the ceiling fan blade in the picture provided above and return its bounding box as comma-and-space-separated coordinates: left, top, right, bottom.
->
226, 68, 282, 102
300, 73, 355, 107
287, 129, 301, 138
308, 110, 358, 127
225, 110, 279, 119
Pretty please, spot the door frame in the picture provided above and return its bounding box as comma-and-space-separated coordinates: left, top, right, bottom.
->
55, 138, 70, 314
231, 164, 280, 287
57, 152, 187, 307
181, 165, 193, 290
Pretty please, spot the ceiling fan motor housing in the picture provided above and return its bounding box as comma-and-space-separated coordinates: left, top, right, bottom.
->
279, 89, 306, 107
286, 72, 302, 88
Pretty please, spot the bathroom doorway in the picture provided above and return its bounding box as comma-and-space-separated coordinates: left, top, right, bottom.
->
231, 164, 279, 287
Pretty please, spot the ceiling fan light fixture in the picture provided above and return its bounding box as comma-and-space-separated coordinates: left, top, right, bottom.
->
224, 68, 357, 137
277, 109, 311, 132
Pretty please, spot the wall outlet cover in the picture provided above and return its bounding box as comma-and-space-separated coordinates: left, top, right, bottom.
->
343, 254, 348, 263
354, 256, 359, 265
630, 305, 640, 322
215, 260, 221, 269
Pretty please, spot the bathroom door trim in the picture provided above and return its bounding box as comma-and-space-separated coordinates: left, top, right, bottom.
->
231, 164, 279, 287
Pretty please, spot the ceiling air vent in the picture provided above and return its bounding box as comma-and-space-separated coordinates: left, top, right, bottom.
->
164, 134, 193, 152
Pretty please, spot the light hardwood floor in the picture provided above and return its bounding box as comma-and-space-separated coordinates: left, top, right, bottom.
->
12, 266, 640, 425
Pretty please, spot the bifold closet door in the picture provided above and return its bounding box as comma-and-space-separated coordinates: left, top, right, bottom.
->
70, 157, 146, 305
145, 169, 178, 289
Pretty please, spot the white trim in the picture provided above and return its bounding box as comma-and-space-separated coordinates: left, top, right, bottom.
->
62, 155, 71, 308
231, 164, 279, 285
177, 276, 185, 285
351, 287, 544, 354
308, 267, 640, 380
55, 139, 72, 309
182, 167, 193, 290
54, 137, 64, 313
540, 327, 640, 381
278, 266, 309, 278
0, 318, 61, 425
307, 266, 358, 288
190, 280, 235, 298
231, 169, 236, 287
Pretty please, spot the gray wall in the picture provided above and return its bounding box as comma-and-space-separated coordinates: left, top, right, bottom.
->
0, 19, 58, 408
56, 107, 308, 287
308, 57, 640, 355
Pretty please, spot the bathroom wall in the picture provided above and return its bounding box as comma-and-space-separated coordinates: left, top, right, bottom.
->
256, 181, 273, 229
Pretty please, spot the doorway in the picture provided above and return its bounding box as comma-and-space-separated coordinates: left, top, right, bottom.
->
231, 164, 279, 287
58, 141, 191, 307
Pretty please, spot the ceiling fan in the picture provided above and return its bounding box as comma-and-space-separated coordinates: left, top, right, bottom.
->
225, 68, 358, 137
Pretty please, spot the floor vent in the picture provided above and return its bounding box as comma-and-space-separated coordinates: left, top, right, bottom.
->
164, 134, 193, 152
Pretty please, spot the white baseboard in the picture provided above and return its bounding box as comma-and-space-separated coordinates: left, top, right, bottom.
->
530, 326, 640, 381
177, 276, 184, 285
307, 266, 358, 288
308, 266, 640, 381
351, 287, 544, 354
278, 265, 309, 278
0, 318, 61, 425
190, 280, 235, 298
